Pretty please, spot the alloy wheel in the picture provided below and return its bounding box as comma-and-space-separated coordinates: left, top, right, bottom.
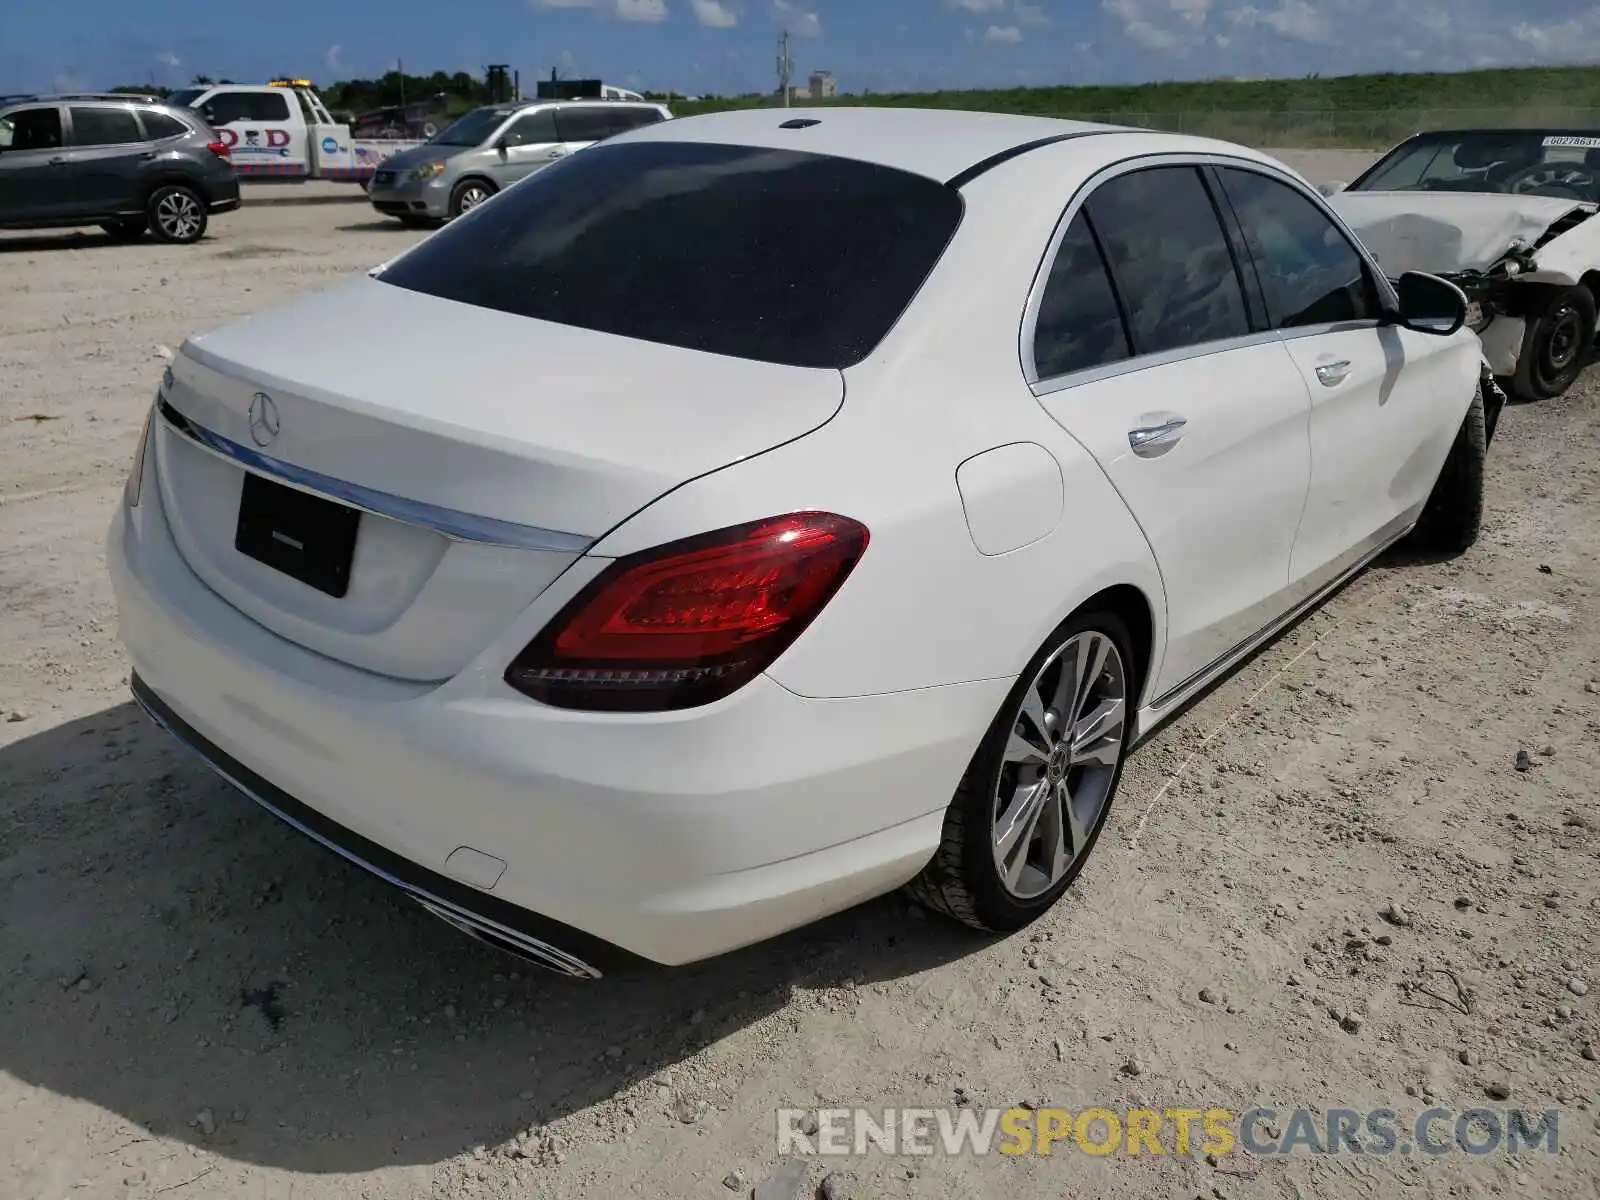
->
155, 191, 202, 241
458, 185, 489, 213
991, 630, 1127, 900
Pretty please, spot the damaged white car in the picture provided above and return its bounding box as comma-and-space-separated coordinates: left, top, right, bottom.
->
1326, 129, 1600, 401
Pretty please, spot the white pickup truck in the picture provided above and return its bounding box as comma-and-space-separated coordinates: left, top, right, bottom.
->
165, 79, 423, 184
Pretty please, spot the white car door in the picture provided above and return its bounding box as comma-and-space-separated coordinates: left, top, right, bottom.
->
1027, 164, 1314, 700
202, 88, 308, 178
1213, 165, 1471, 594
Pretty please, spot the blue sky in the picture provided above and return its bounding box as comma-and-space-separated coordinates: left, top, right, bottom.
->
7, 0, 1600, 97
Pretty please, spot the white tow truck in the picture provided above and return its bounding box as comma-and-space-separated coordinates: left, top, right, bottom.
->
164, 79, 425, 185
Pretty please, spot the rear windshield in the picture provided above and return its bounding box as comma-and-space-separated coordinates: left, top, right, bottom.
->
377, 140, 964, 369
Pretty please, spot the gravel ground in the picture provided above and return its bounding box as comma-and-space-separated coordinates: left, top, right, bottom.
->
2, 154, 1599, 1200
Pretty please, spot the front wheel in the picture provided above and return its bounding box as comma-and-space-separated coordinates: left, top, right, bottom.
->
146, 185, 208, 244
907, 611, 1136, 931
448, 179, 495, 219
1407, 388, 1486, 555
1512, 285, 1596, 401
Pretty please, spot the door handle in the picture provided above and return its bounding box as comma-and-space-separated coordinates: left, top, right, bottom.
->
1314, 359, 1352, 386
47, 156, 67, 166
543, 148, 569, 160
1128, 415, 1187, 457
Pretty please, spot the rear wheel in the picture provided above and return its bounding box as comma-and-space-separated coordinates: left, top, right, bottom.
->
907, 611, 1135, 931
100, 219, 147, 242
146, 185, 208, 244
449, 179, 495, 219
1407, 388, 1486, 555
1512, 285, 1595, 401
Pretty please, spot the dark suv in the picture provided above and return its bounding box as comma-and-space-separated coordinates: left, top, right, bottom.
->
0, 93, 240, 244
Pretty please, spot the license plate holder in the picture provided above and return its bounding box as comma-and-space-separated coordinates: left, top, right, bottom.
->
234, 473, 361, 598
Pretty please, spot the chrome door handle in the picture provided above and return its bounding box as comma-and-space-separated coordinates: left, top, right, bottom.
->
47, 156, 67, 165
1315, 359, 1352, 386
1128, 415, 1187, 457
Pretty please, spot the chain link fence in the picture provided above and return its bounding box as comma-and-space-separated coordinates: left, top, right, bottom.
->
1047, 108, 1600, 149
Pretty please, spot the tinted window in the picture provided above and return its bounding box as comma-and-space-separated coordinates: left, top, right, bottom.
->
556, 107, 625, 143
1033, 212, 1129, 379
618, 108, 664, 131
1085, 166, 1250, 355
1219, 168, 1379, 328
141, 110, 191, 140
502, 109, 558, 147
430, 107, 512, 146
0, 106, 63, 151
203, 91, 290, 125
380, 140, 964, 370
70, 106, 144, 146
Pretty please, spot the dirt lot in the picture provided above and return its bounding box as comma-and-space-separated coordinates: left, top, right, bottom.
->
3, 154, 1599, 1200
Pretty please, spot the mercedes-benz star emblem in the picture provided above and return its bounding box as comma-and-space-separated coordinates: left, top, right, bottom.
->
247, 392, 280, 448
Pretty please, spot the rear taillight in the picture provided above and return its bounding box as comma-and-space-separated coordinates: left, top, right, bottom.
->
207, 140, 230, 161
505, 512, 869, 712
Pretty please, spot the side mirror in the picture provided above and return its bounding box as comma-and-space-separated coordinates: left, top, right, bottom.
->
1318, 181, 1346, 197
1392, 271, 1468, 337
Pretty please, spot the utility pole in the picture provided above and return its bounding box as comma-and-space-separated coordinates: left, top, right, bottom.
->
776, 29, 793, 107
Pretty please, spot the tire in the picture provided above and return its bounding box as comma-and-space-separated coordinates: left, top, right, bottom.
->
1511, 285, 1596, 401
448, 178, 495, 219
146, 185, 208, 244
100, 219, 147, 242
1407, 388, 1486, 555
907, 609, 1138, 932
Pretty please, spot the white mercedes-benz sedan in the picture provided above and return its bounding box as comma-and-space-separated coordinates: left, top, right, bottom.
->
109, 108, 1490, 978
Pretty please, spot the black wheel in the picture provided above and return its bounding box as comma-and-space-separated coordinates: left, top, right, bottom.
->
99, 219, 147, 242
1512, 286, 1596, 401
1407, 388, 1486, 555
448, 178, 495, 219
907, 610, 1137, 931
146, 185, 208, 244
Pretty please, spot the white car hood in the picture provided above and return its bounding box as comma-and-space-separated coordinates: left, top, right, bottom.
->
1329, 190, 1588, 274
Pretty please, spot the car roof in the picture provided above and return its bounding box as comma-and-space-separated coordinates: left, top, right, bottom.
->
619, 106, 1264, 185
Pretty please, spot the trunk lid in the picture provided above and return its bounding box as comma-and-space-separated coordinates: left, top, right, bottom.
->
155, 276, 844, 682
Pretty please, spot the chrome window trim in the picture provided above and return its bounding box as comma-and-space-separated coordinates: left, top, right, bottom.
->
1020, 151, 1401, 393
156, 395, 594, 554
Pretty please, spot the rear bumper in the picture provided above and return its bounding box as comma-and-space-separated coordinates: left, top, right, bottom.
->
107, 480, 1002, 969
209, 175, 242, 212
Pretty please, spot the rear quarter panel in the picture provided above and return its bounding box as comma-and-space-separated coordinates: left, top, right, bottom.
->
587, 138, 1171, 700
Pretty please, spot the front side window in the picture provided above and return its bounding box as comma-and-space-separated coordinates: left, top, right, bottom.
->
1085, 166, 1252, 356
501, 109, 559, 147
379, 140, 964, 370
429, 107, 513, 146
1219, 167, 1379, 328
0, 106, 63, 151
1032, 211, 1130, 380
70, 106, 144, 147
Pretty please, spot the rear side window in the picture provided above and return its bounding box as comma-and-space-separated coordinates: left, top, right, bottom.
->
379, 140, 965, 370
70, 106, 144, 146
555, 107, 627, 143
1217, 167, 1380, 328
203, 91, 290, 125
140, 110, 191, 140
1032, 212, 1130, 379
1086, 166, 1251, 356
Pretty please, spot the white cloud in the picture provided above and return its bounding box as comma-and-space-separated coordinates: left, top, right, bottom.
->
325, 44, 343, 71
771, 0, 822, 37
527, 0, 668, 19
691, 0, 738, 25
156, 50, 180, 69
948, 0, 1007, 11
1016, 2, 1050, 26
984, 23, 1024, 43
1228, 0, 1325, 42
558, 48, 580, 74
52, 71, 89, 93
